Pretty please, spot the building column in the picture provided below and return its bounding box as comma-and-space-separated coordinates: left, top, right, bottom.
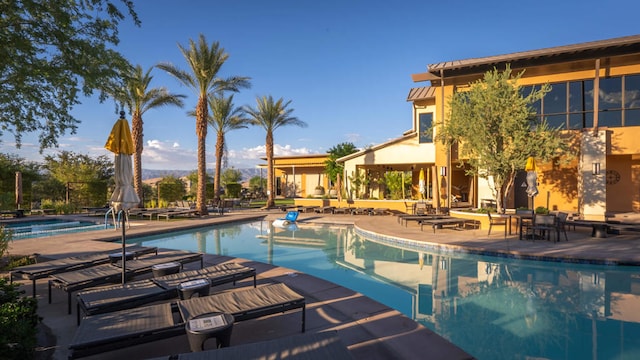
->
580, 130, 607, 221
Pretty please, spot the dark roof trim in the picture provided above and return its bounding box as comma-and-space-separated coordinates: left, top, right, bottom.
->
427, 34, 640, 77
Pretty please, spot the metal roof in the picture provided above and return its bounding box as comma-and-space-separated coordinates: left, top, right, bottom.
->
406, 86, 437, 101
426, 34, 640, 77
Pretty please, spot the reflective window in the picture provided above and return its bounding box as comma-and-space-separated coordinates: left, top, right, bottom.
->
598, 110, 622, 127
625, 75, 640, 109
626, 109, 640, 126
544, 82, 567, 114
419, 113, 433, 143
599, 77, 622, 110
545, 114, 567, 129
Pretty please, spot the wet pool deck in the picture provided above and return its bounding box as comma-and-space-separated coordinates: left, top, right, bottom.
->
4, 209, 640, 360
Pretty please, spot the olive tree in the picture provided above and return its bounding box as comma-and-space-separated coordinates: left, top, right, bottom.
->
438, 66, 570, 213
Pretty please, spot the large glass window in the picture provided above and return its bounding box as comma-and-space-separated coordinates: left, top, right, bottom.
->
419, 113, 433, 143
544, 82, 567, 114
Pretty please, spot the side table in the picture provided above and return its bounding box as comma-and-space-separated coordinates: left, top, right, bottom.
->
177, 278, 211, 300
185, 312, 235, 351
152, 261, 181, 278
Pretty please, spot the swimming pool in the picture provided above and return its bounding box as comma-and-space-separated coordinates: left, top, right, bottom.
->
1, 219, 110, 239
128, 220, 640, 360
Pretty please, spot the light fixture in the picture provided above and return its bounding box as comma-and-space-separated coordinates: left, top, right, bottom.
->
440, 166, 447, 177
440, 259, 448, 270
592, 162, 601, 176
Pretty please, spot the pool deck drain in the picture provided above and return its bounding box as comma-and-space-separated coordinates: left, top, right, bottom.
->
5, 210, 640, 359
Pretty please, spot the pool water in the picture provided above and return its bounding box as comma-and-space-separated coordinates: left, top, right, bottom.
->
129, 220, 640, 360
1, 219, 110, 239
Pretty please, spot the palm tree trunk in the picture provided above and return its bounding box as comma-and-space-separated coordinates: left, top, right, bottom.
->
266, 131, 275, 208
214, 130, 224, 202
196, 96, 209, 215
131, 112, 144, 208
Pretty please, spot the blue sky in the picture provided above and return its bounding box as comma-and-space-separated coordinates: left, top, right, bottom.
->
2, 0, 639, 170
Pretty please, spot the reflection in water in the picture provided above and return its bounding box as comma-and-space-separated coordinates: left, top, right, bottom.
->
134, 221, 640, 360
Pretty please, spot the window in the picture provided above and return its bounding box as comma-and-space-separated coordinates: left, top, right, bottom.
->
419, 113, 433, 143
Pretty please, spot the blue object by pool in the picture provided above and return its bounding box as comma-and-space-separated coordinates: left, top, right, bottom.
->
128, 220, 640, 360
272, 211, 299, 228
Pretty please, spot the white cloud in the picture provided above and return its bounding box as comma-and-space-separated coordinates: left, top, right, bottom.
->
142, 139, 198, 170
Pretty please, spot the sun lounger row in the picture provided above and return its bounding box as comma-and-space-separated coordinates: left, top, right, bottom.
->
157, 207, 199, 220
49, 250, 204, 314
149, 331, 354, 360
76, 262, 257, 323
10, 245, 158, 297
68, 283, 306, 359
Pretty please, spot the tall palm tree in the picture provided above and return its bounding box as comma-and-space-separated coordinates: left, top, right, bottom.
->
156, 34, 250, 215
116, 65, 185, 207
208, 93, 250, 202
244, 95, 307, 208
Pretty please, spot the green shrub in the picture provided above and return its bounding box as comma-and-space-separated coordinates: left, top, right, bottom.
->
535, 206, 549, 214
0, 226, 11, 259
0, 278, 40, 359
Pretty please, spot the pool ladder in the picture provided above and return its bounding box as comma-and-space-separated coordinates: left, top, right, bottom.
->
104, 208, 130, 230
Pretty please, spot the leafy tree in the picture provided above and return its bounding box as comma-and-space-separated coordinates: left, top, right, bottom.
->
0, 154, 41, 210
221, 168, 242, 186
207, 94, 249, 202
157, 34, 251, 216
244, 96, 307, 208
156, 176, 186, 204
248, 176, 266, 195
325, 142, 358, 184
438, 66, 569, 213
42, 151, 113, 207
112, 65, 185, 207
0, 0, 139, 150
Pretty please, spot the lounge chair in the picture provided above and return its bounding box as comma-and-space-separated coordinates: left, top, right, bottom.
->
331, 207, 351, 214
76, 262, 257, 323
152, 331, 354, 360
157, 207, 199, 221
370, 208, 390, 216
487, 212, 508, 237
314, 206, 336, 214
68, 283, 306, 359
350, 207, 372, 215
49, 250, 204, 314
273, 210, 299, 227
9, 245, 158, 297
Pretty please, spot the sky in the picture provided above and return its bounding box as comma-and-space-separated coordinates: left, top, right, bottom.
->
2, 0, 640, 170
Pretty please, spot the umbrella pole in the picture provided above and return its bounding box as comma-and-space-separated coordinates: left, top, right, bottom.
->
120, 210, 126, 285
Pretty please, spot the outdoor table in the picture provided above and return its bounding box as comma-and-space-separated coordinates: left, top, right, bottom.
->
151, 261, 181, 278
185, 312, 235, 351
177, 278, 210, 300
108, 251, 134, 264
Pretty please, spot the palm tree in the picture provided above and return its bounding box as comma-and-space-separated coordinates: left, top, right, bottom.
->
156, 34, 250, 215
208, 93, 250, 202
244, 95, 307, 208
116, 65, 185, 207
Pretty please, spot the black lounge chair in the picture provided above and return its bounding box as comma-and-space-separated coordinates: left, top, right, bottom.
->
152, 331, 354, 360
68, 283, 306, 359
76, 262, 257, 323
9, 245, 158, 297
49, 250, 203, 314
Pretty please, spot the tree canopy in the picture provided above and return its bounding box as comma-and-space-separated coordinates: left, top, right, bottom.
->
324, 142, 358, 183
438, 66, 570, 212
0, 0, 139, 150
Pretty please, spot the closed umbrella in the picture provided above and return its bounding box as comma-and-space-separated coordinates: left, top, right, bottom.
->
525, 157, 538, 198
105, 111, 140, 284
419, 168, 426, 200
336, 173, 342, 204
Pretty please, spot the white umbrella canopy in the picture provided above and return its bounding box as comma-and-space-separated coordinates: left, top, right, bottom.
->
419, 168, 426, 200
105, 111, 140, 285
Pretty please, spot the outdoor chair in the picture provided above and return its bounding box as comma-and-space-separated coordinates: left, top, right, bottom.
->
403, 201, 413, 214
49, 250, 204, 314
487, 212, 507, 237
555, 212, 569, 241
10, 245, 158, 297
515, 209, 534, 239
68, 283, 306, 359
527, 214, 557, 241
76, 262, 256, 324
152, 331, 354, 360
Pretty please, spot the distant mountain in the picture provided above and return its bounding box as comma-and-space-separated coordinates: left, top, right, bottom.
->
141, 168, 261, 181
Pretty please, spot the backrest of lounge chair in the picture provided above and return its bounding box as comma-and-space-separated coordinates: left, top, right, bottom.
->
285, 211, 299, 222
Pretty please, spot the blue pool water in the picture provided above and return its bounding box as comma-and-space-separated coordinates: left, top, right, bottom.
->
1, 219, 110, 239
128, 220, 640, 360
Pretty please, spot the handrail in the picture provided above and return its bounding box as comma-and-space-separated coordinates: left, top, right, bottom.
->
104, 208, 114, 229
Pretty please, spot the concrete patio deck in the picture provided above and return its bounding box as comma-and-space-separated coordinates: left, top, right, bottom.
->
4, 209, 640, 359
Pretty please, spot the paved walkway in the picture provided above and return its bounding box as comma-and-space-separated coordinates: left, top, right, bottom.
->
4, 209, 640, 359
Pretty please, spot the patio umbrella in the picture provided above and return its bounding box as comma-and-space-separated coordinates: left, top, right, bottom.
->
336, 173, 342, 204
419, 168, 426, 200
105, 111, 140, 285
525, 157, 538, 198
